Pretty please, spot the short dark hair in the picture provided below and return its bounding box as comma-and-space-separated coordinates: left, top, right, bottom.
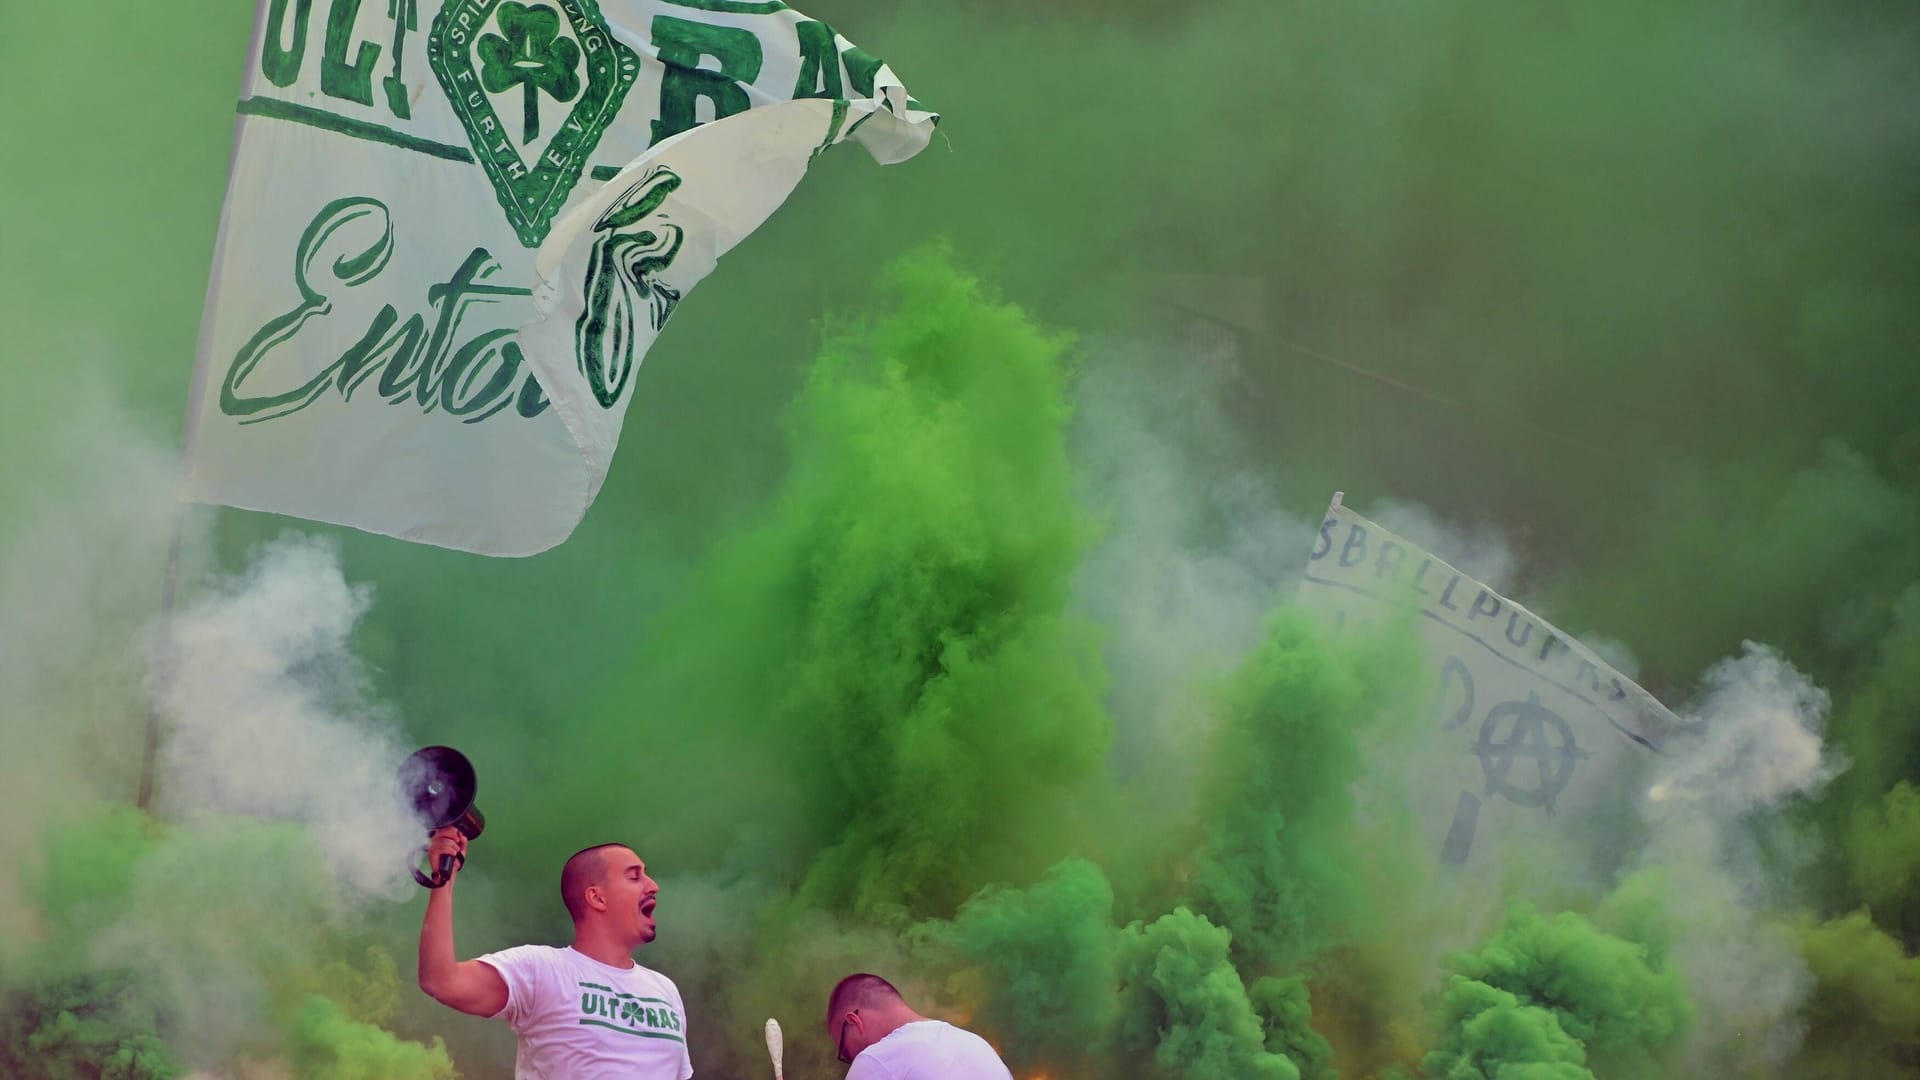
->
826, 973, 902, 1023
560, 843, 629, 923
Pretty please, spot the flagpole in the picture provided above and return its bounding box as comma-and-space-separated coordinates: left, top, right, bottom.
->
136, 511, 188, 811
141, 2, 272, 810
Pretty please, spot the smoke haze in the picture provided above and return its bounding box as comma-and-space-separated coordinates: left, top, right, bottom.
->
4, 0, 1920, 1076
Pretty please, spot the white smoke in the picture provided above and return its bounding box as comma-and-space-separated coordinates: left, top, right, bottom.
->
0, 391, 437, 1064
1370, 496, 1521, 595
153, 532, 420, 901
0, 386, 206, 942
1068, 327, 1314, 790
1636, 642, 1842, 1071
1649, 643, 1840, 812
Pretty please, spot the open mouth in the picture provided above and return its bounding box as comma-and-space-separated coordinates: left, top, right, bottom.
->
640, 898, 657, 918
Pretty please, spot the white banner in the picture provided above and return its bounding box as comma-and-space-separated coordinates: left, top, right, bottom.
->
182, 0, 935, 555
1297, 495, 1688, 865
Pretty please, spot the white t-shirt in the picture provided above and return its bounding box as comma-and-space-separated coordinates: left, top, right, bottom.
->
846, 1020, 1014, 1080
477, 944, 694, 1080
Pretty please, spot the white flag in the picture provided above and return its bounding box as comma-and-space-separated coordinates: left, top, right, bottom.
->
182, 0, 936, 555
1297, 495, 1690, 865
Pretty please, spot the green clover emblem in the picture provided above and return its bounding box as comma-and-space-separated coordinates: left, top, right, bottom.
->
477, 3, 582, 144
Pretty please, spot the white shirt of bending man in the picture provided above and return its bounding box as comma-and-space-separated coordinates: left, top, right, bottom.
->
827, 973, 1013, 1080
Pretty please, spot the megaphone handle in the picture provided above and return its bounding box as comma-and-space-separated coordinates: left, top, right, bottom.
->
410, 845, 466, 889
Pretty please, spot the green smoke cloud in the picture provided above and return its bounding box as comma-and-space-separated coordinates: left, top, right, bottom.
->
285, 996, 456, 1080
558, 243, 1113, 924
0, 970, 180, 1080
1114, 906, 1302, 1080
1422, 976, 1593, 1080
1850, 782, 1920, 947
1795, 911, 1920, 1078
3, 815, 178, 1078
1430, 900, 1690, 1079
930, 857, 1119, 1073
898, 607, 1425, 1079
1189, 609, 1422, 970
8, 808, 455, 1077
1248, 975, 1336, 1080
763, 245, 1113, 918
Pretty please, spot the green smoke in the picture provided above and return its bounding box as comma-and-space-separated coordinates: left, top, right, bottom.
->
930, 857, 1119, 1073
1850, 782, 1920, 947
1795, 911, 1920, 1079
754, 244, 1112, 918
285, 996, 457, 1080
1114, 906, 1302, 1080
1427, 900, 1690, 1079
0, 970, 180, 1080
282, 947, 459, 1080
1189, 609, 1422, 970
1248, 975, 1336, 1080
1422, 977, 1593, 1080
7, 809, 454, 1077
556, 244, 1112, 924
1176, 609, 1431, 1076
2, 813, 178, 1078
897, 605, 1422, 1078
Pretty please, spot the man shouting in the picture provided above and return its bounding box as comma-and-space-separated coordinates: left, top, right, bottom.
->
417, 829, 693, 1079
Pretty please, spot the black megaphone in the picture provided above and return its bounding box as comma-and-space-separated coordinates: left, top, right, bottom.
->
398, 745, 486, 889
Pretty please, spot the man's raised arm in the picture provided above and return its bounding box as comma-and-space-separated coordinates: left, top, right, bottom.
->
416, 826, 509, 1018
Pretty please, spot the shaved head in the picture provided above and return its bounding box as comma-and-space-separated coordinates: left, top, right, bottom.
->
560, 843, 630, 923
826, 973, 902, 1023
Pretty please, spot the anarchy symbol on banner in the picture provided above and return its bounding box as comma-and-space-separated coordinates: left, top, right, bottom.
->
1470, 694, 1590, 813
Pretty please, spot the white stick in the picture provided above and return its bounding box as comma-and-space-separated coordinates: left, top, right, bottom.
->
765, 1017, 784, 1080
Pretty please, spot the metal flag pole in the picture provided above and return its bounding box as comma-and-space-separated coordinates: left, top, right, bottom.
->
135, 512, 188, 811
139, 1, 272, 809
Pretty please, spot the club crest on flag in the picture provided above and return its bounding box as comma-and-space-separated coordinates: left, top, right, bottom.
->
429, 0, 641, 247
